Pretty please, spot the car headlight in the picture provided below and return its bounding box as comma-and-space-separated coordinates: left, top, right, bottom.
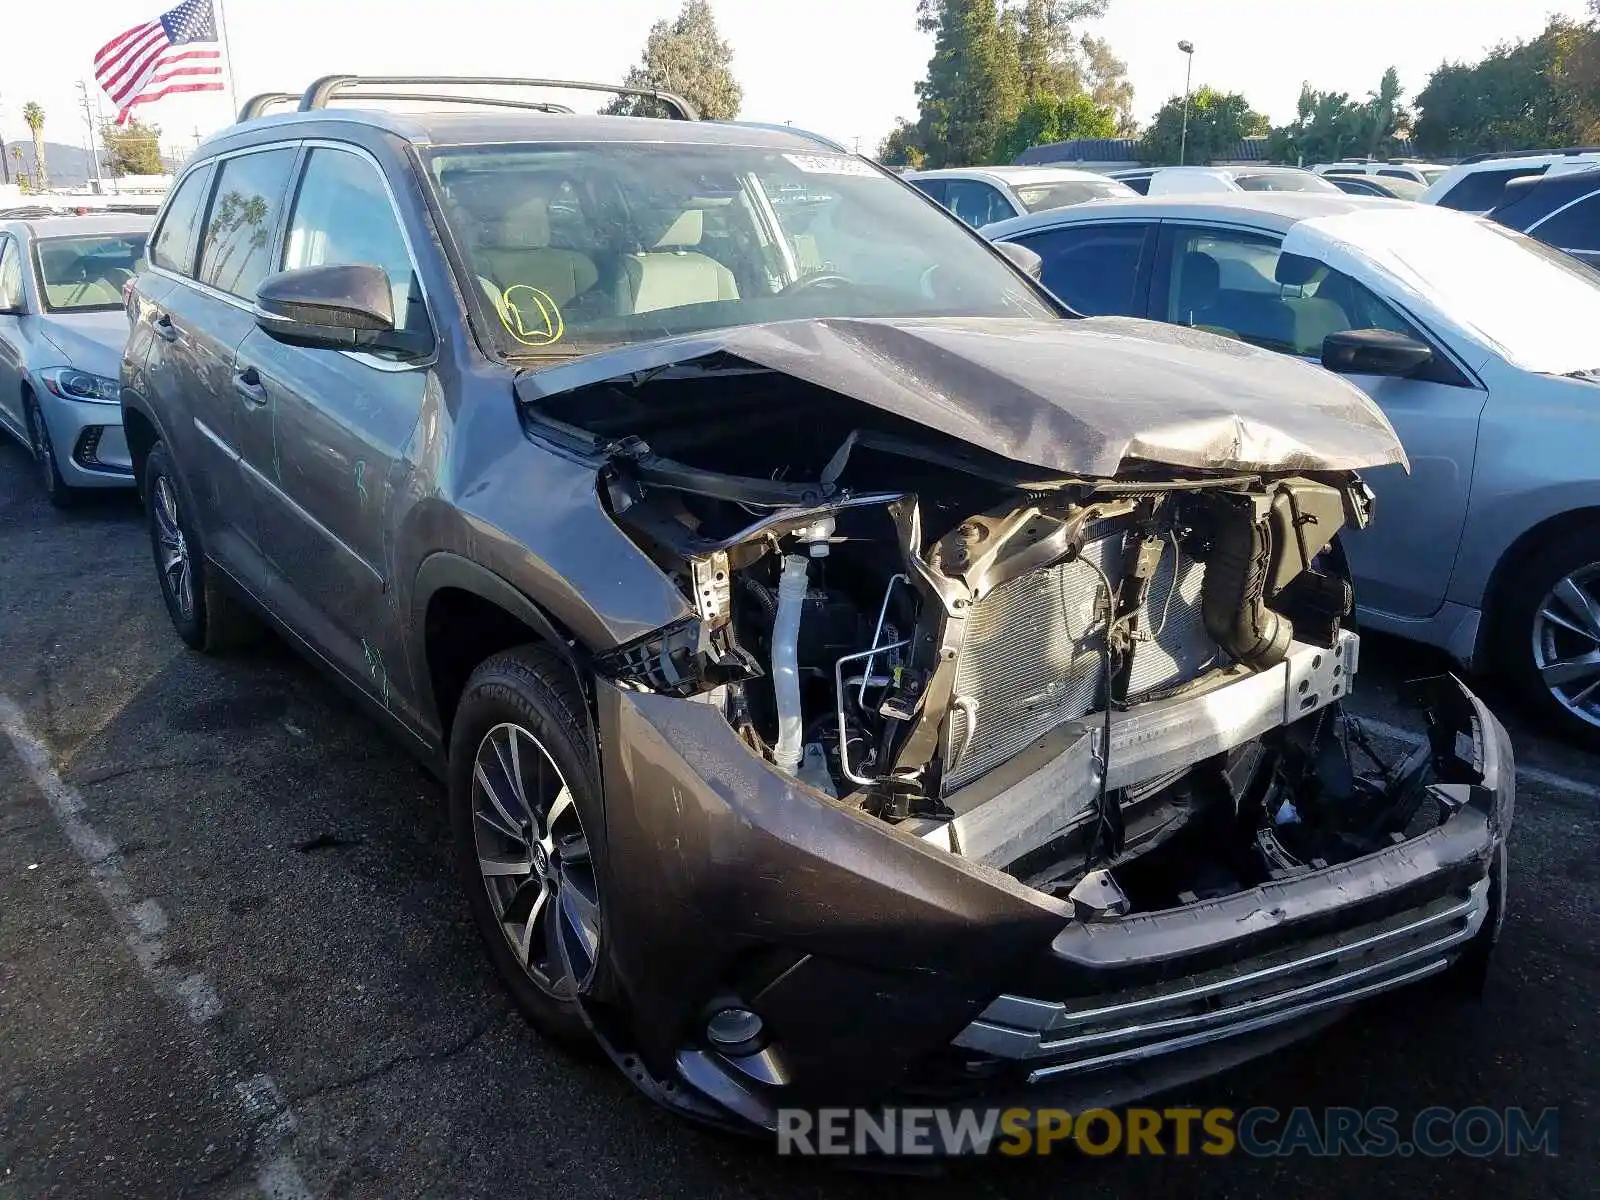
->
40, 367, 121, 404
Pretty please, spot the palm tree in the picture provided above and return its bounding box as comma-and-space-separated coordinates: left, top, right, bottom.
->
22, 102, 47, 191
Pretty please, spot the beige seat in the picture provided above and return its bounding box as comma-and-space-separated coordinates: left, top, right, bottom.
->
615, 210, 739, 315
476, 196, 599, 307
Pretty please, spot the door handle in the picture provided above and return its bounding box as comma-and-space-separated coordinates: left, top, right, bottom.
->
233, 366, 268, 406
153, 313, 178, 343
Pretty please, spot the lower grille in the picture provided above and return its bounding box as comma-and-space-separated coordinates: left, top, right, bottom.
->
944, 532, 1217, 791
952, 883, 1488, 1081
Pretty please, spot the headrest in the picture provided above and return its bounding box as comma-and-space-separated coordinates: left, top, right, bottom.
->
1178, 251, 1220, 301
492, 196, 552, 250
1274, 252, 1322, 287
655, 209, 704, 249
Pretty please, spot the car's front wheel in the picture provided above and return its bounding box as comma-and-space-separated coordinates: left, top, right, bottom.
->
1498, 527, 1600, 750
448, 645, 608, 1049
143, 441, 259, 653
26, 393, 73, 509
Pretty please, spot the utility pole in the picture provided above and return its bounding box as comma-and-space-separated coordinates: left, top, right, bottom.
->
0, 95, 9, 186
77, 80, 105, 191
1177, 40, 1195, 166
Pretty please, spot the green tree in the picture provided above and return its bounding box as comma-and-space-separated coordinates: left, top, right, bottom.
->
1141, 87, 1267, 165
993, 91, 1115, 162
1414, 17, 1586, 157
876, 117, 926, 167
99, 118, 164, 177
914, 0, 1026, 166
1268, 85, 1375, 165
1078, 35, 1135, 133
22, 102, 47, 191
605, 0, 742, 120
1364, 66, 1408, 158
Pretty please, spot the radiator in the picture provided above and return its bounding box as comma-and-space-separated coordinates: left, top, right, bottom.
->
943, 532, 1219, 793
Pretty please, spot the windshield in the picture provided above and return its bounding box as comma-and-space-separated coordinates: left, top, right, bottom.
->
1235, 172, 1340, 194
1375, 177, 1427, 201
1014, 179, 1133, 212
1420, 167, 1450, 185
1288, 208, 1600, 374
34, 234, 147, 311
424, 143, 1055, 357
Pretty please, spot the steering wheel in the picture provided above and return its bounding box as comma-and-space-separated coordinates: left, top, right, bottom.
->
778, 271, 854, 296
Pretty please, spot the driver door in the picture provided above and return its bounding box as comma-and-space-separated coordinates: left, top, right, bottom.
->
1151, 223, 1487, 618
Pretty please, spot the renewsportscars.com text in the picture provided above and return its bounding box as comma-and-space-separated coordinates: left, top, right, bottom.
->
776, 1105, 1560, 1158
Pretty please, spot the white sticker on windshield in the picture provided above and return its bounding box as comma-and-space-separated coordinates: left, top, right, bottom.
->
783, 153, 879, 177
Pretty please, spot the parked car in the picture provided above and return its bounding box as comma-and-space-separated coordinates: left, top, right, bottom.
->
1489, 166, 1600, 267
1313, 160, 1451, 187
1421, 147, 1600, 213
1108, 166, 1158, 193
986, 191, 1600, 746
1325, 172, 1427, 201
0, 214, 150, 505
123, 77, 1512, 1144
904, 165, 1134, 227
1145, 165, 1342, 196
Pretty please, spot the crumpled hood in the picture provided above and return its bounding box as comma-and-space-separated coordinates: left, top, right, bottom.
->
519, 316, 1407, 478
37, 311, 131, 381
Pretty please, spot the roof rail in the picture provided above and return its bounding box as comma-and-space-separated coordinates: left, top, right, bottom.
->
1457, 145, 1600, 165
297, 75, 699, 121
237, 92, 299, 122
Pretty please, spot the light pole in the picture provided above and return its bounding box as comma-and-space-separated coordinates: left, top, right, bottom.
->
1177, 40, 1195, 166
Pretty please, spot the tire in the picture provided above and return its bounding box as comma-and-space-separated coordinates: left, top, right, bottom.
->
448, 645, 608, 1050
1495, 526, 1600, 751
143, 441, 260, 653
25, 392, 74, 509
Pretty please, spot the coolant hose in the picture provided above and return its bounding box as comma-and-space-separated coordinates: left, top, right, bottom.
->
771, 554, 810, 774
1202, 495, 1294, 669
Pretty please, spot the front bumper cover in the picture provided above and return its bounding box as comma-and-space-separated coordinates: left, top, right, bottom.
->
589, 673, 1513, 1140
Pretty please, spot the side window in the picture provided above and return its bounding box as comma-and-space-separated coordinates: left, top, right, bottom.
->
1011, 223, 1150, 316
1161, 226, 1424, 358
908, 178, 946, 205
1437, 166, 1549, 212
943, 180, 1013, 228
198, 147, 298, 300
0, 237, 23, 310
1530, 192, 1600, 253
283, 147, 419, 328
149, 163, 214, 276
1377, 168, 1414, 181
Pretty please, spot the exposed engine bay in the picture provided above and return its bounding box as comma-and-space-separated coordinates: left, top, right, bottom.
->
526, 329, 1447, 920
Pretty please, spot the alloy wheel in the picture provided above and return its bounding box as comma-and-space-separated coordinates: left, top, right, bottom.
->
471, 721, 601, 999
152, 475, 194, 621
1531, 562, 1600, 729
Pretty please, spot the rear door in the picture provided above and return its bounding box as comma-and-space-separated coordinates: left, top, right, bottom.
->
232, 142, 433, 709
999, 220, 1156, 316
1150, 222, 1486, 618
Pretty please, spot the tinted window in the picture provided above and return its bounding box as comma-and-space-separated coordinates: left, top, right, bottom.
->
199, 148, 297, 299
283, 147, 419, 327
1122, 175, 1152, 195
1530, 192, 1600, 252
943, 179, 1015, 228
0, 237, 22, 309
1160, 227, 1422, 357
149, 163, 213, 275
908, 178, 946, 204
1012, 223, 1149, 315
1328, 175, 1383, 196
1437, 166, 1549, 212
1377, 168, 1416, 181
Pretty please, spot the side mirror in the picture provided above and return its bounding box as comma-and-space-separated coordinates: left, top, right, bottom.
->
254, 263, 430, 357
994, 240, 1044, 282
1321, 328, 1433, 377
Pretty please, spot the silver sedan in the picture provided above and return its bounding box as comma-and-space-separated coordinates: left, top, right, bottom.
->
984, 192, 1600, 748
0, 215, 151, 505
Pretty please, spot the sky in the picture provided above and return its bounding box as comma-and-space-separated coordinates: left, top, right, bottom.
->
3, 0, 1592, 166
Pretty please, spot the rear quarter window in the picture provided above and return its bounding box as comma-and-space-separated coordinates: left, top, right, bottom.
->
1437, 166, 1549, 212
149, 163, 214, 276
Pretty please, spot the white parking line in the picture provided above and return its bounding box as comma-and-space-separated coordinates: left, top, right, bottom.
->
1357, 714, 1597, 798
0, 694, 313, 1200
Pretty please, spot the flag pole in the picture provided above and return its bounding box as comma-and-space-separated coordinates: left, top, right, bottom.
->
213, 0, 239, 121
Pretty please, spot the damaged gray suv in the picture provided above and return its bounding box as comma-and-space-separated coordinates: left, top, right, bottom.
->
121, 76, 1514, 1145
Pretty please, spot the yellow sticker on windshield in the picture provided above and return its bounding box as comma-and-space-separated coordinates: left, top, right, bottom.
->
497, 285, 565, 347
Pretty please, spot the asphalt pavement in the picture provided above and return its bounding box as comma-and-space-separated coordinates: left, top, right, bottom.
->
0, 435, 1593, 1199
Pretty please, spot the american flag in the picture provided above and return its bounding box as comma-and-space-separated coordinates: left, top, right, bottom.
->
94, 0, 225, 124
